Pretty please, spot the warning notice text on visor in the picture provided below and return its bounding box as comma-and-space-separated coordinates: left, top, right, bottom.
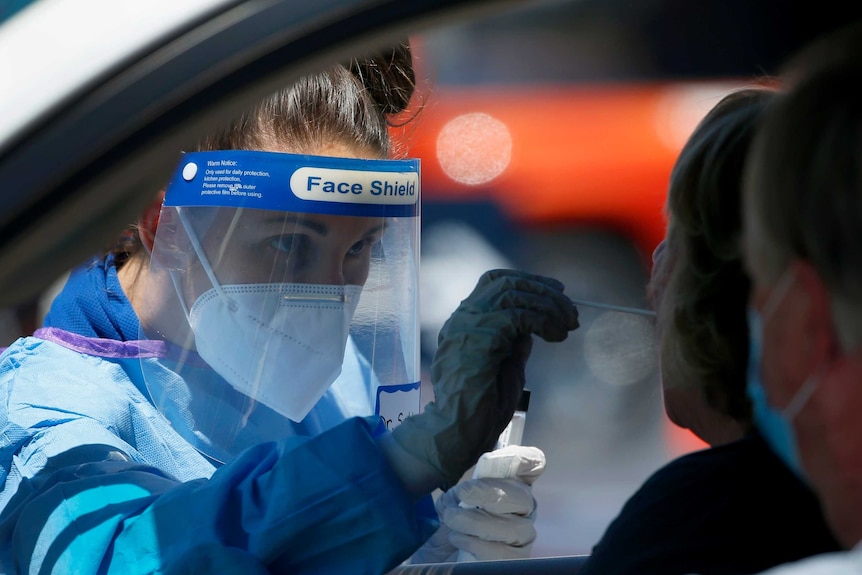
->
166, 150, 419, 218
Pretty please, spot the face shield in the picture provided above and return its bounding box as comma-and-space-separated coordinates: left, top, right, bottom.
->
140, 150, 421, 462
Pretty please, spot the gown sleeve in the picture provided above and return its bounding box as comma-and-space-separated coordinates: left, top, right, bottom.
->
0, 416, 437, 575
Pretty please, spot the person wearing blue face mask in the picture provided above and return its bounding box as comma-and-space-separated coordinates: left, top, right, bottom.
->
741, 20, 862, 575
746, 269, 822, 478
0, 40, 581, 575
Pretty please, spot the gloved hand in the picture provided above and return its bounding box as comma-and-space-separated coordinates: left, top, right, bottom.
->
408, 445, 546, 564
392, 269, 578, 489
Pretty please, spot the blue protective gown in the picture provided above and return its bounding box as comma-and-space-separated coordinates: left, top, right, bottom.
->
0, 255, 436, 574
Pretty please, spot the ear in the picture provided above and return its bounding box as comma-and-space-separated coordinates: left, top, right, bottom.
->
138, 190, 166, 253
792, 259, 841, 370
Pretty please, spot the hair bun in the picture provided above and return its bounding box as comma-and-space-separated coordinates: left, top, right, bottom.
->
350, 40, 415, 115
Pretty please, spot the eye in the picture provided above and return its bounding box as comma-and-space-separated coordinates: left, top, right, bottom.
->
269, 234, 314, 265
347, 234, 383, 257
269, 234, 300, 253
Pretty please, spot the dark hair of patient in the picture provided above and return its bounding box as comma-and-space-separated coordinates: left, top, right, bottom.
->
651, 87, 775, 429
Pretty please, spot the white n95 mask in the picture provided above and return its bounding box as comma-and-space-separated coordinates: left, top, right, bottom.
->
188, 282, 362, 422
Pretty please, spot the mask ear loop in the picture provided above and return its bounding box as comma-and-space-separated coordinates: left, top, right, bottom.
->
783, 366, 825, 421
175, 207, 238, 313
762, 268, 796, 322
762, 267, 823, 422
173, 207, 255, 425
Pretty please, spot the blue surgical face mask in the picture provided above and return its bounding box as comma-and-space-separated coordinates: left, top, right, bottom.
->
746, 270, 820, 478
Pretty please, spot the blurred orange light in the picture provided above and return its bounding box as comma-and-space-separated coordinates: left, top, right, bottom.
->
400, 80, 753, 263
436, 112, 512, 185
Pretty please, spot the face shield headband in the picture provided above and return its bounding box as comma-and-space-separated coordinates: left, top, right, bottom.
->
141, 150, 421, 462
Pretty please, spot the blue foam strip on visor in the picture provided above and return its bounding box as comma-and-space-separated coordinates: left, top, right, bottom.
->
164, 150, 419, 218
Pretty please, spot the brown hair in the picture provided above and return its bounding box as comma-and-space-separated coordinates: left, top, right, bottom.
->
194, 41, 416, 156
111, 40, 417, 266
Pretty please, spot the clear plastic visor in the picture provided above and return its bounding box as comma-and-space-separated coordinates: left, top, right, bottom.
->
140, 151, 421, 462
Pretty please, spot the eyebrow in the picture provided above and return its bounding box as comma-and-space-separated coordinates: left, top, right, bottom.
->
267, 215, 387, 238
280, 216, 327, 235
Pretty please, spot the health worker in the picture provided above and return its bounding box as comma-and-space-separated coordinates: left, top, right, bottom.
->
0, 41, 580, 575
